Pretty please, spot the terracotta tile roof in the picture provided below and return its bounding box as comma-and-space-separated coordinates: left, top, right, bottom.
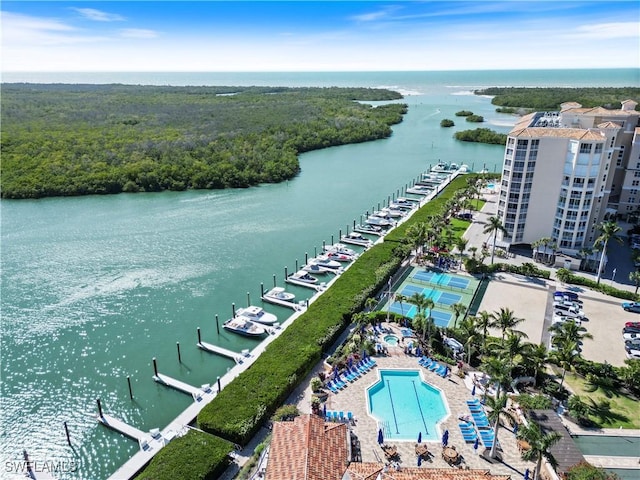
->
597, 121, 622, 129
266, 414, 348, 480
561, 106, 640, 117
508, 127, 605, 140
344, 463, 511, 480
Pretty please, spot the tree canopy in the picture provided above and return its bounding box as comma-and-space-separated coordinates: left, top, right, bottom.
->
1, 84, 406, 198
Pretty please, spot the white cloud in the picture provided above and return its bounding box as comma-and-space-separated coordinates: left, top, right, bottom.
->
1, 11, 105, 46
120, 28, 158, 39
566, 22, 640, 40
72, 8, 125, 22
351, 5, 402, 23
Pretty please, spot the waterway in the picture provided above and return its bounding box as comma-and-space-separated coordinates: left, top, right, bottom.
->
1, 70, 636, 479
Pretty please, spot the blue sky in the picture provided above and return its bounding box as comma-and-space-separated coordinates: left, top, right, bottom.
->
2, 1, 639, 71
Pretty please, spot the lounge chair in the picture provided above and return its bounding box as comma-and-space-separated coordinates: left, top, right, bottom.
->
347, 411, 354, 423
428, 362, 440, 372
344, 370, 357, 382
325, 410, 333, 421
438, 366, 449, 377
462, 430, 477, 442
333, 378, 347, 389
326, 383, 339, 394
419, 357, 432, 367
338, 411, 345, 422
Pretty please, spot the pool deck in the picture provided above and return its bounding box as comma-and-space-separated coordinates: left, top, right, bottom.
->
296, 329, 536, 477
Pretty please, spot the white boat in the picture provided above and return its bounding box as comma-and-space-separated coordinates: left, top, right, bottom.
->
365, 216, 394, 227
340, 232, 373, 247
263, 286, 295, 301
381, 206, 404, 218
323, 243, 357, 257
325, 251, 354, 262
235, 305, 278, 325
223, 317, 266, 337
389, 200, 415, 211
450, 162, 459, 170
309, 256, 343, 270
288, 270, 319, 284
302, 263, 330, 275
406, 185, 432, 195
431, 161, 452, 173
353, 224, 384, 236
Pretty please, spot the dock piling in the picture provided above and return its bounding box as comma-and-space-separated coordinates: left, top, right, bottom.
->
305, 252, 308, 264
295, 259, 298, 271
127, 376, 133, 400
152, 358, 158, 377
331, 235, 334, 245
247, 292, 250, 307
217, 376, 221, 393
64, 421, 71, 446
260, 282, 264, 296
284, 267, 288, 279
232, 303, 236, 318
197, 327, 202, 344
215, 314, 220, 335
176, 342, 182, 363
314, 246, 317, 257
97, 398, 104, 419
273, 274, 276, 288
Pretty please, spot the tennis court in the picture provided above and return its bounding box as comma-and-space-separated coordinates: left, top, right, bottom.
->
380, 267, 479, 328
412, 270, 471, 291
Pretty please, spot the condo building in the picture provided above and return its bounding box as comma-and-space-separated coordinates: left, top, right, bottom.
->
496, 100, 640, 255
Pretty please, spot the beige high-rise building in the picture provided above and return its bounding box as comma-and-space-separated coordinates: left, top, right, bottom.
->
496, 100, 640, 255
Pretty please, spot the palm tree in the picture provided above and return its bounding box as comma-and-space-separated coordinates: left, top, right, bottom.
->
483, 216, 507, 265
395, 294, 407, 318
594, 221, 623, 284
365, 297, 377, 313
521, 343, 549, 386
457, 316, 481, 363
484, 393, 515, 458
454, 237, 468, 270
517, 421, 561, 480
406, 222, 428, 257
630, 271, 640, 295
408, 292, 429, 315
475, 310, 492, 353
480, 354, 513, 398
450, 302, 467, 329
549, 338, 580, 389
490, 307, 526, 342
549, 320, 593, 347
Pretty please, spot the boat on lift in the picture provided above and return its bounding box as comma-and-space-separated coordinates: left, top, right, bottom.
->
235, 305, 278, 325
325, 251, 354, 263
287, 270, 319, 284
406, 185, 432, 195
365, 216, 394, 227
323, 243, 357, 257
261, 286, 300, 310
353, 224, 384, 236
308, 256, 343, 271
340, 232, 373, 247
223, 317, 266, 337
380, 206, 404, 218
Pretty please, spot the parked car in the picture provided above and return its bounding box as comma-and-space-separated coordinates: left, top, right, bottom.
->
625, 321, 640, 328
625, 347, 640, 359
623, 332, 640, 341
625, 338, 640, 348
622, 302, 640, 313
623, 326, 640, 334
444, 337, 464, 353
554, 304, 585, 319
555, 291, 580, 302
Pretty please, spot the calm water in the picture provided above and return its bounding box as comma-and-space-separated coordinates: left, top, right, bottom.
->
1, 69, 636, 479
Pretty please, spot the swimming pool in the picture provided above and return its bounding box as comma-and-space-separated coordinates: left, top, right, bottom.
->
384, 335, 399, 346
367, 369, 449, 442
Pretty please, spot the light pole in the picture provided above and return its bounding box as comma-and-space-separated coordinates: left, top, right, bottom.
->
611, 268, 617, 286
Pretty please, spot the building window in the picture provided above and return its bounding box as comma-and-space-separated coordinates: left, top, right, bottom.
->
594, 144, 603, 153
580, 144, 592, 154
633, 180, 640, 186
631, 197, 636, 204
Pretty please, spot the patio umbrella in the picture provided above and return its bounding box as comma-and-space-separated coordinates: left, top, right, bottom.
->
524, 468, 530, 480
377, 428, 384, 445
362, 349, 367, 361
417, 455, 422, 467
471, 384, 476, 396
442, 429, 449, 447
417, 432, 422, 444
323, 403, 327, 417
415, 346, 422, 357
513, 423, 519, 436
473, 437, 479, 453
333, 366, 339, 381
348, 357, 353, 369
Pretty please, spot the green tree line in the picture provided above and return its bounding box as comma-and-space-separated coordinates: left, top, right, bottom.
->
474, 87, 640, 110
454, 128, 507, 145
1, 84, 406, 198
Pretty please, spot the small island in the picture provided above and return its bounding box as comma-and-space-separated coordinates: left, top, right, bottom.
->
440, 119, 455, 127
1, 84, 407, 199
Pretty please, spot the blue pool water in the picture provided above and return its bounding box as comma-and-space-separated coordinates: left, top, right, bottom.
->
367, 369, 449, 441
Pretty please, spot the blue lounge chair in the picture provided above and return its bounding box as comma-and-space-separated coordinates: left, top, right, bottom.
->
429, 362, 440, 371
334, 378, 347, 389
338, 411, 345, 422
327, 383, 339, 394
347, 411, 353, 423
325, 410, 333, 421
462, 430, 477, 442
344, 371, 357, 382
332, 411, 340, 422
467, 398, 482, 407
419, 357, 432, 367
438, 366, 449, 377
365, 358, 377, 368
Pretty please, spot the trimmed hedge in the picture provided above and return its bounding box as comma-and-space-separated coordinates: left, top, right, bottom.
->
135, 430, 233, 480
557, 269, 639, 301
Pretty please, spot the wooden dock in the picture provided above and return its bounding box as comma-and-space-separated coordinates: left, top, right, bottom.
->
153, 373, 213, 402
197, 340, 246, 363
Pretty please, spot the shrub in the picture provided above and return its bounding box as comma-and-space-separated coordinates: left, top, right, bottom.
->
440, 119, 454, 127
136, 430, 233, 480
565, 461, 621, 480
515, 393, 552, 410
465, 115, 484, 122
455, 110, 474, 116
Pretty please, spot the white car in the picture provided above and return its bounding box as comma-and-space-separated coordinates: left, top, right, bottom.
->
626, 348, 640, 359
444, 337, 464, 353
554, 304, 585, 319
623, 332, 640, 341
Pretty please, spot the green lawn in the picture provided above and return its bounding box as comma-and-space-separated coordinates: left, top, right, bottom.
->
563, 373, 640, 429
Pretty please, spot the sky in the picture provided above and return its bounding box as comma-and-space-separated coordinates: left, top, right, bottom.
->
2, 1, 639, 72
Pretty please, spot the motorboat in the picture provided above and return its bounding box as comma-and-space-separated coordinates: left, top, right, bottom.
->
302, 263, 330, 275
389, 199, 415, 210
309, 256, 343, 270
431, 161, 450, 173
263, 287, 295, 302
353, 224, 384, 236
406, 185, 432, 195
223, 317, 266, 337
288, 270, 319, 284
325, 251, 354, 262
235, 305, 278, 325
382, 206, 405, 218
365, 216, 394, 227
323, 243, 357, 257
340, 232, 373, 247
